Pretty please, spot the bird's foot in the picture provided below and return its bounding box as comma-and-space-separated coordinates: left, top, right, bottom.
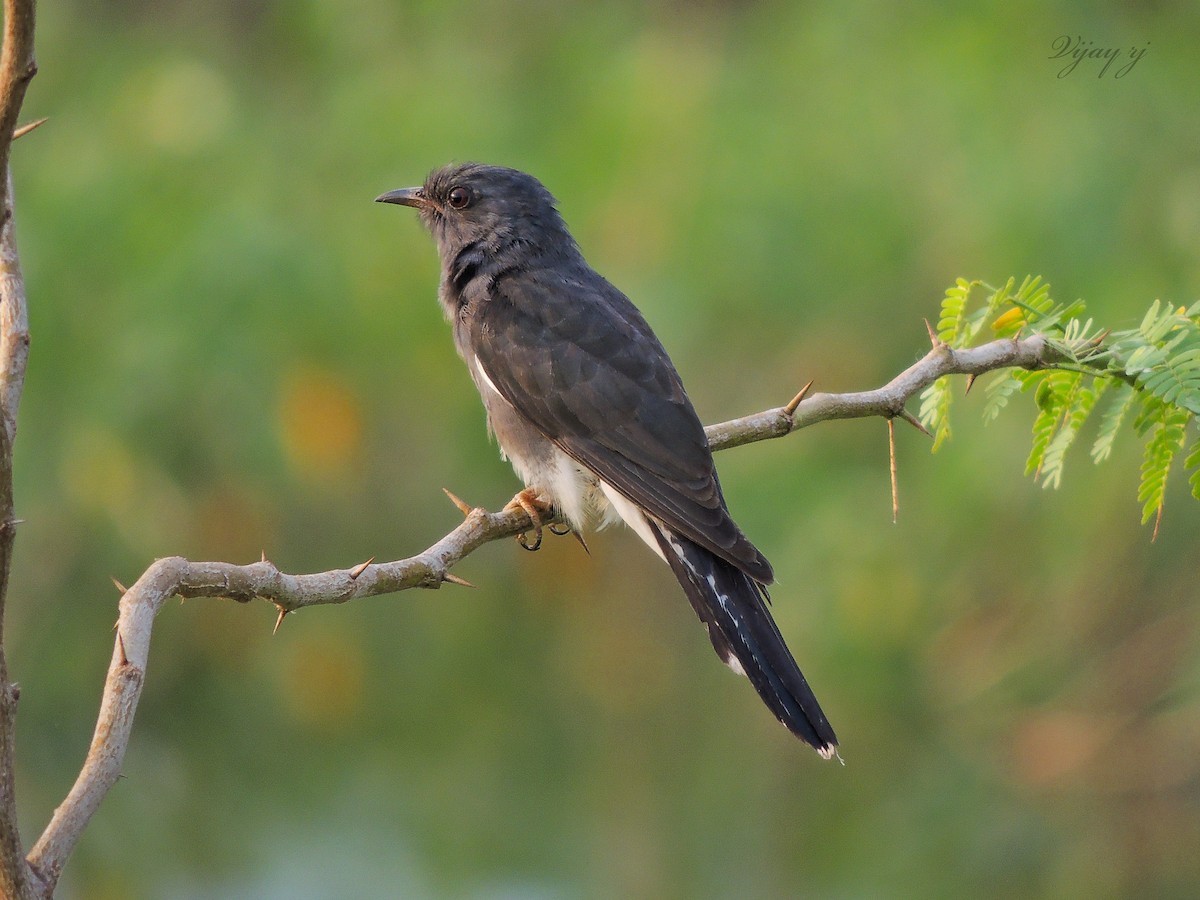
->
506, 489, 550, 552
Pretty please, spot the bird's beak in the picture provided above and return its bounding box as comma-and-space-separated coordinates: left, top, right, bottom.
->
375, 186, 428, 208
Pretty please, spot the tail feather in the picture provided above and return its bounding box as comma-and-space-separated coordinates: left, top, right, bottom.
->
649, 520, 838, 756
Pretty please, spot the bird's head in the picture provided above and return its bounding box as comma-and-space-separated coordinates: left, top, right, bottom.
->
376, 163, 574, 264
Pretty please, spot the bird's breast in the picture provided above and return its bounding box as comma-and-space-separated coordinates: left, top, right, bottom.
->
465, 352, 605, 531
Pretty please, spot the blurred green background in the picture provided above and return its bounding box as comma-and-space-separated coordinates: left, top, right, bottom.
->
7, 1, 1200, 897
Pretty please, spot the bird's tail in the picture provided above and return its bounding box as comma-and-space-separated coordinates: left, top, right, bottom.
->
650, 521, 838, 757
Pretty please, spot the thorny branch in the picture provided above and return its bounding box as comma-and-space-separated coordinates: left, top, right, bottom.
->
24, 330, 1064, 894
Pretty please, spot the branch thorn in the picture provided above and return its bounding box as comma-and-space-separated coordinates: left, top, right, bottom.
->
443, 487, 473, 517
888, 419, 899, 524
442, 571, 476, 588
964, 373, 978, 395
12, 117, 47, 140
348, 557, 374, 580
924, 318, 942, 348
272, 605, 289, 636
784, 379, 815, 416
111, 576, 128, 595
895, 407, 932, 438
116, 633, 128, 667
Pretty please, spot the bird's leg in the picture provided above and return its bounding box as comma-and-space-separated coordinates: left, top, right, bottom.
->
505, 488, 551, 552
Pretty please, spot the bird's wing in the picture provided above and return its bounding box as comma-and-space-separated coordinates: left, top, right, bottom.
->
470, 265, 772, 583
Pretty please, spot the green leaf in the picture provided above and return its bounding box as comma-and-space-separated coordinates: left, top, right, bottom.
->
982, 370, 1028, 423
1133, 393, 1167, 437
1136, 345, 1200, 414
918, 375, 953, 452
1186, 439, 1200, 501
1025, 371, 1082, 478
936, 278, 979, 347
1090, 381, 1136, 463
939, 279, 1200, 530
1040, 376, 1107, 489
1137, 406, 1189, 526
960, 278, 1013, 348
1011, 275, 1053, 322
988, 276, 1054, 338
1136, 299, 1165, 339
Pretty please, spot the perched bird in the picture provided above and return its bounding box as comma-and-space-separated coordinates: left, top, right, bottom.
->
377, 164, 837, 756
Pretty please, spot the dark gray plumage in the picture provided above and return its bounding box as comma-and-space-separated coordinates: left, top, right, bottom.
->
377, 163, 837, 756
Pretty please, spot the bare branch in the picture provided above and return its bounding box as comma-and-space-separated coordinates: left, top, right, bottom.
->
0, 0, 34, 220
0, 1, 37, 897
0, 168, 29, 450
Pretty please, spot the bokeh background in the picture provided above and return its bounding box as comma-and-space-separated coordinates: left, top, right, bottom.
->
7, 1, 1200, 897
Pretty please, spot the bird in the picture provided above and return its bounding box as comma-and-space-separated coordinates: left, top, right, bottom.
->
377, 163, 837, 757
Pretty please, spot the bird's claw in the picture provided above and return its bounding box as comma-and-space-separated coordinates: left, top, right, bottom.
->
507, 489, 546, 552
517, 528, 543, 552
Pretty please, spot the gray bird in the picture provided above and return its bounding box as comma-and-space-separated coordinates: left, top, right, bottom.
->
377, 163, 837, 756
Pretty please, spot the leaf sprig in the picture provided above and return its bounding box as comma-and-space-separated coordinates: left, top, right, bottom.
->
919, 276, 1200, 532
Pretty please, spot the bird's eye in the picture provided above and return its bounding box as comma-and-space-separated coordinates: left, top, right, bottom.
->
448, 187, 471, 209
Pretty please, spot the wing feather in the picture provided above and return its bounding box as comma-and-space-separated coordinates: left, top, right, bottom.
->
470, 266, 772, 582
